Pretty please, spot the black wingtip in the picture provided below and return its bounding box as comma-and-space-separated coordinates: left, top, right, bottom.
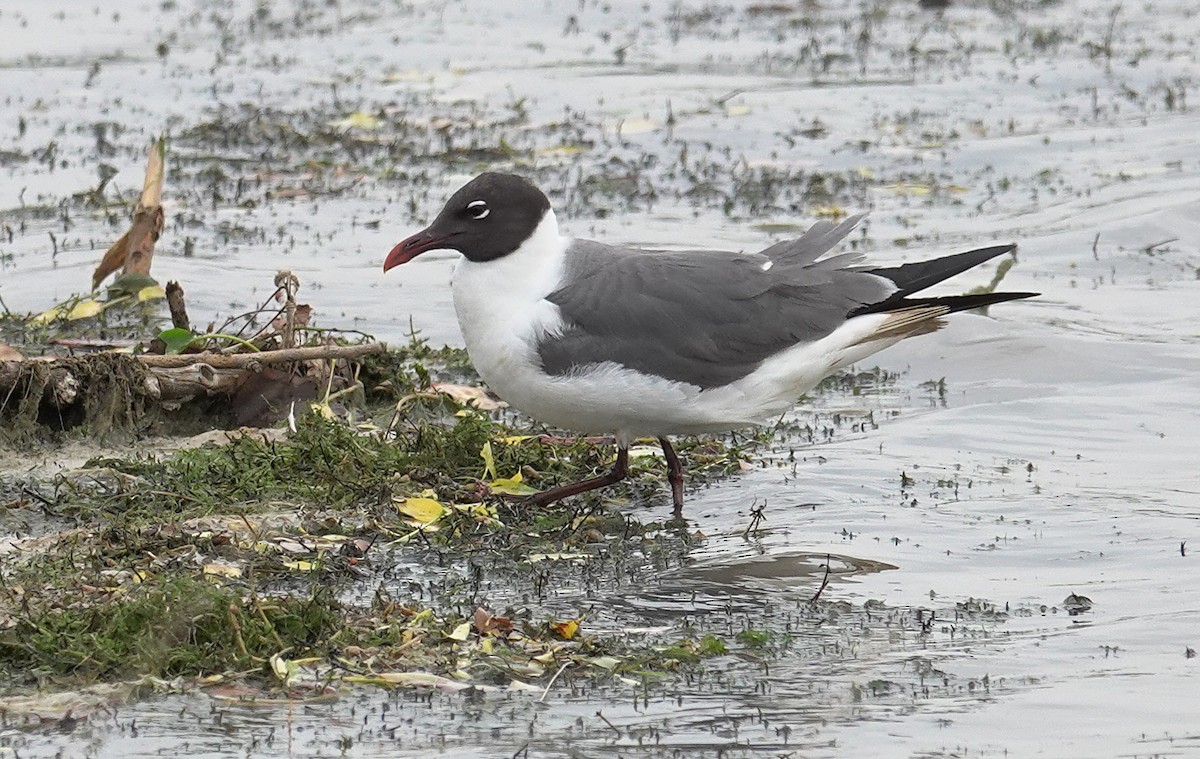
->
885, 290, 1039, 314
868, 244, 1019, 298
943, 290, 1039, 313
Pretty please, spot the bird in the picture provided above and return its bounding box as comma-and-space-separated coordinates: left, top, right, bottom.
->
384, 172, 1035, 516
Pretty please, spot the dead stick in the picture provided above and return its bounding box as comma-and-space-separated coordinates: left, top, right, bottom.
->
808, 554, 833, 605
122, 139, 166, 278
275, 271, 299, 350
165, 281, 190, 331
144, 363, 242, 401
137, 342, 386, 369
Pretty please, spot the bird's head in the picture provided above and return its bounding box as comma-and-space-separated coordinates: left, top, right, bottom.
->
383, 172, 551, 270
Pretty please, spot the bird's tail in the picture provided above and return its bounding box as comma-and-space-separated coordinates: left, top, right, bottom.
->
853, 244, 1038, 316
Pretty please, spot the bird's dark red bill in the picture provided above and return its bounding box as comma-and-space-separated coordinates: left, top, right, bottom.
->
383, 230, 447, 272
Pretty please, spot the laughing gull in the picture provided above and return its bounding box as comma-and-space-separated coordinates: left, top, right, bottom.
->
384, 172, 1035, 514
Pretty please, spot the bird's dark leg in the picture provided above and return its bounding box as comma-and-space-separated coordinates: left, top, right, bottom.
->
657, 436, 685, 516
526, 445, 630, 506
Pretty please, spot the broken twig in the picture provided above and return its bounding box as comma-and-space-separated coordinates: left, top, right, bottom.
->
138, 342, 385, 369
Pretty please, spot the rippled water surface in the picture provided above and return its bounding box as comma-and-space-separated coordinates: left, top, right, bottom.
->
2, 0, 1198, 756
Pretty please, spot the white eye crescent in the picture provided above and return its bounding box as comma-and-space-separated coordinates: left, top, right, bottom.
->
466, 200, 490, 219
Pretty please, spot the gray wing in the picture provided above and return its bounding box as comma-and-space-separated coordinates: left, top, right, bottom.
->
538, 215, 895, 389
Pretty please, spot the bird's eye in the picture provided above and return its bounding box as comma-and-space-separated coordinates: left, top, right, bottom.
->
466, 200, 490, 220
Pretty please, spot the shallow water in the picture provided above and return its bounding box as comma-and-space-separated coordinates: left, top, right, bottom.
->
3, 0, 1200, 756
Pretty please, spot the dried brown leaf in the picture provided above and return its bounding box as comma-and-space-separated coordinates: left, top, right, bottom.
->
92, 230, 131, 290
473, 606, 514, 637
432, 382, 505, 411
270, 304, 312, 333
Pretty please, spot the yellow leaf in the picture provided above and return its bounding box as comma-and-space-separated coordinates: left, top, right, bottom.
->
812, 205, 847, 219
552, 619, 580, 640
481, 638, 494, 655
755, 222, 805, 234
381, 70, 431, 84
488, 472, 538, 496
536, 144, 588, 157
137, 284, 166, 302
627, 445, 662, 459
588, 655, 621, 670
508, 679, 543, 692
309, 401, 336, 420
481, 441, 497, 480
203, 562, 242, 578
66, 299, 104, 320
397, 497, 445, 525
392, 523, 439, 538
886, 181, 933, 196
344, 672, 474, 691
531, 651, 556, 665
724, 103, 751, 117
268, 653, 322, 682
29, 306, 66, 325
270, 653, 290, 680
281, 560, 316, 571
312, 533, 350, 547
330, 111, 381, 130
510, 660, 545, 678
500, 435, 535, 445
447, 622, 472, 642
452, 501, 503, 526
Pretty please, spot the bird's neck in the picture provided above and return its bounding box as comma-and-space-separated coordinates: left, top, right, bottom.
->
453, 210, 568, 306
450, 210, 571, 396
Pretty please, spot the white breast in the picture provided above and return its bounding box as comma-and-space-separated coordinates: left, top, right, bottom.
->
450, 211, 571, 410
